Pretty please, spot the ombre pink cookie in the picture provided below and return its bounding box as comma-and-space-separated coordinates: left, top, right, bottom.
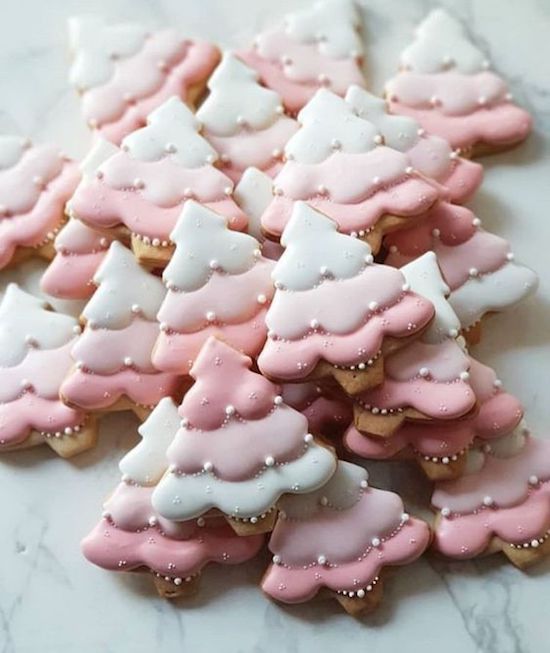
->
0, 137, 80, 269
69, 17, 220, 144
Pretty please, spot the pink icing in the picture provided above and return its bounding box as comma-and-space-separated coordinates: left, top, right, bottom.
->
0, 145, 80, 268
258, 292, 434, 381
283, 383, 352, 438
204, 117, 298, 182
355, 339, 475, 420
238, 30, 365, 114
180, 337, 278, 430
82, 37, 220, 144
70, 157, 248, 241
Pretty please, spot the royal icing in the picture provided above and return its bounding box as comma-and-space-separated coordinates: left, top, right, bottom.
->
385, 9, 532, 150
68, 97, 248, 246
0, 136, 80, 269
151, 337, 337, 521
68, 16, 220, 143
262, 460, 430, 602
153, 202, 274, 373
260, 90, 440, 240
0, 285, 86, 448
258, 202, 434, 381
345, 86, 483, 203
282, 383, 352, 439
196, 54, 298, 181
60, 242, 181, 411
238, 0, 365, 113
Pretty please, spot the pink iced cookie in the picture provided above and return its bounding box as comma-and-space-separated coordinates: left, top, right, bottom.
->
151, 337, 337, 530
68, 98, 248, 265
60, 242, 182, 414
0, 285, 94, 457
153, 201, 274, 374
82, 399, 263, 597
258, 203, 435, 391
68, 16, 220, 144
432, 433, 550, 566
0, 136, 80, 269
262, 461, 430, 613
41, 219, 114, 300
260, 90, 441, 248
385, 202, 538, 332
385, 10, 532, 154
196, 54, 298, 182
345, 86, 483, 203
238, 0, 365, 115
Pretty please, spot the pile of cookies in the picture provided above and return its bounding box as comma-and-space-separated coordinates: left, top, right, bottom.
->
1, 3, 548, 616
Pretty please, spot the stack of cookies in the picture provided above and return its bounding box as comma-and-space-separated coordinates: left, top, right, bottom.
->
1, 2, 548, 617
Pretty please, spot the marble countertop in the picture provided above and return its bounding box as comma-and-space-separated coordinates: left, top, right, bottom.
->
1, 1, 549, 652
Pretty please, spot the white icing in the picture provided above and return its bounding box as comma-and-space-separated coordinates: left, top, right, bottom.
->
119, 397, 180, 485
284, 0, 362, 59
119, 97, 218, 168
449, 261, 538, 329
0, 136, 25, 169
79, 138, 119, 178
488, 423, 528, 459
164, 201, 261, 292
401, 252, 460, 343
152, 440, 336, 520
274, 202, 372, 291
234, 167, 273, 241
400, 9, 486, 74
197, 54, 283, 136
83, 242, 166, 329
0, 284, 80, 367
285, 89, 378, 164
68, 16, 147, 91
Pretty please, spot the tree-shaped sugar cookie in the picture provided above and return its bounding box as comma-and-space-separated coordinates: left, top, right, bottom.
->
352, 252, 475, 438
345, 356, 524, 481
0, 284, 96, 457
0, 135, 80, 270
196, 54, 298, 182
68, 16, 220, 144
385, 9, 532, 156
385, 202, 538, 343
82, 397, 264, 599
68, 97, 248, 267
260, 89, 441, 252
257, 202, 435, 394
60, 242, 183, 418
432, 430, 550, 568
239, 0, 366, 114
41, 219, 114, 299
345, 86, 483, 203
152, 337, 337, 535
153, 201, 274, 374
262, 460, 430, 615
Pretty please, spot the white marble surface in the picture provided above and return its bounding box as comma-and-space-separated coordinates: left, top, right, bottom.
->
0, 1, 549, 652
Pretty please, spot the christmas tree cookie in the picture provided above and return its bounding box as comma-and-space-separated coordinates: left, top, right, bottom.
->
345, 357, 524, 481
260, 89, 441, 252
257, 202, 435, 394
352, 252, 475, 438
60, 242, 183, 418
82, 398, 264, 598
0, 284, 95, 457
196, 54, 298, 182
68, 97, 248, 267
239, 0, 365, 114
432, 430, 550, 568
151, 337, 337, 535
262, 460, 430, 615
385, 9, 532, 156
68, 16, 220, 144
153, 201, 275, 374
345, 85, 483, 203
0, 135, 80, 269
385, 202, 538, 343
